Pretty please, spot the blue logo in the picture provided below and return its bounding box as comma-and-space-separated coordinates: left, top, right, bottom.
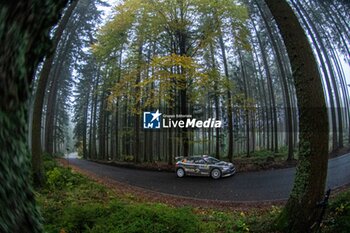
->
143, 110, 162, 129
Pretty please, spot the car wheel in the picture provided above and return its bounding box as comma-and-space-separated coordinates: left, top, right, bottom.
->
211, 168, 221, 179
176, 168, 185, 178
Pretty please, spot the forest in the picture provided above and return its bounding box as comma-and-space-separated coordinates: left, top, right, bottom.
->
30, 0, 350, 164
0, 0, 350, 232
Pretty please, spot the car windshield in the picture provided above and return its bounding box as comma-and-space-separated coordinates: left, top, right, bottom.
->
204, 157, 220, 164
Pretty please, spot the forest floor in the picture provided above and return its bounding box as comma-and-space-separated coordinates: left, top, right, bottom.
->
36, 156, 350, 233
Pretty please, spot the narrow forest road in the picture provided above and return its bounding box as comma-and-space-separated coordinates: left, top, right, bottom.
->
67, 153, 350, 202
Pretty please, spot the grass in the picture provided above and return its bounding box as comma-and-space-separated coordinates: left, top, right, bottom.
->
36, 156, 350, 233
37, 157, 254, 233
321, 189, 350, 233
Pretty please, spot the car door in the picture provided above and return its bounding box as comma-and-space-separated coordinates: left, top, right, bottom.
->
194, 158, 210, 176
182, 157, 197, 175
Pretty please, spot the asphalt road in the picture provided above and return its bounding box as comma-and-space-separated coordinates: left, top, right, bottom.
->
68, 153, 350, 202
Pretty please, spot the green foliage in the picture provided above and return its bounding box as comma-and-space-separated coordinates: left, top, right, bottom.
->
92, 0, 250, 112
245, 206, 281, 233
236, 149, 288, 163
43, 156, 59, 172
36, 157, 255, 233
124, 155, 134, 162
265, 190, 350, 233
147, 53, 208, 107
43, 156, 86, 190
37, 158, 350, 233
46, 167, 71, 189
322, 190, 350, 233
249, 149, 274, 158
63, 203, 201, 233
38, 159, 203, 233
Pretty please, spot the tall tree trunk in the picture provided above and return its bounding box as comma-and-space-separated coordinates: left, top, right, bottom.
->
88, 89, 94, 159
317, 0, 350, 60
31, 0, 78, 187
253, 19, 277, 152
134, 43, 143, 163
209, 43, 221, 159
42, 29, 70, 152
113, 49, 123, 160
238, 50, 250, 156
329, 47, 350, 144
82, 93, 90, 158
296, 0, 343, 150
44, 20, 79, 155
255, 0, 280, 153
178, 42, 189, 157
0, 1, 67, 231
105, 110, 109, 160
218, 32, 234, 162
251, 39, 268, 150
91, 74, 99, 159
98, 92, 106, 160
260, 5, 293, 157
114, 100, 119, 160
44, 50, 68, 155
291, 0, 339, 151
264, 1, 329, 232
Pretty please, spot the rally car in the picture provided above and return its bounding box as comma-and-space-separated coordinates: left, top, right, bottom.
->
175, 155, 236, 179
